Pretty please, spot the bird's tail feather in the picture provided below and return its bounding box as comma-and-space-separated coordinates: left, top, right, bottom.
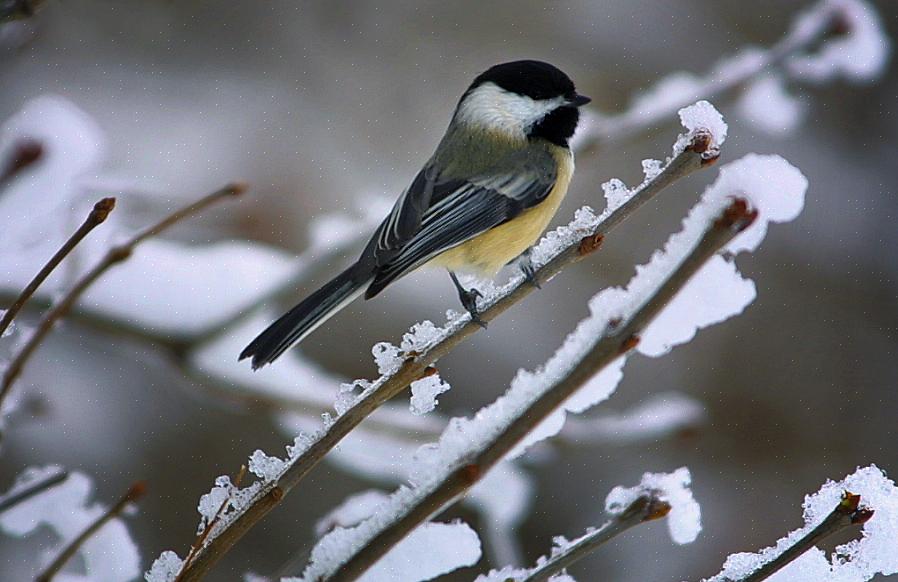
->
240, 264, 371, 369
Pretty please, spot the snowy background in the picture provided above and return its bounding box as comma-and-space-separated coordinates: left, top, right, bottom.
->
1, 1, 897, 580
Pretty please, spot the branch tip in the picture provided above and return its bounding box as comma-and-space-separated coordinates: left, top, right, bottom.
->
644, 498, 672, 521
716, 197, 758, 232
225, 181, 249, 197
421, 366, 439, 379
688, 130, 713, 155
125, 481, 148, 503
91, 197, 117, 223
1, 138, 44, 182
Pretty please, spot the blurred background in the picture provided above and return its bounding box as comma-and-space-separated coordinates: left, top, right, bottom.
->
1, 0, 896, 580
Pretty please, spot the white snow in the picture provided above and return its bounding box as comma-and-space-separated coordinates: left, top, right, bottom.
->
561, 391, 705, 444
676, 100, 728, 156
409, 373, 451, 416
736, 75, 807, 136
787, 0, 891, 83
248, 449, 287, 482
144, 551, 184, 582
605, 467, 702, 544
315, 490, 391, 536
601, 178, 630, 213
0, 468, 141, 582
706, 465, 898, 581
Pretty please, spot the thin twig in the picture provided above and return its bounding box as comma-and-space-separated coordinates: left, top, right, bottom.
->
176, 466, 248, 581
0, 198, 115, 337
0, 183, 247, 414
0, 138, 44, 188
0, 468, 68, 514
736, 491, 874, 582
327, 198, 756, 581
578, 0, 849, 150
172, 131, 716, 582
522, 495, 671, 582
34, 481, 146, 582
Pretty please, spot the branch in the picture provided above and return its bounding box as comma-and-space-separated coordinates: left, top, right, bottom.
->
0, 183, 247, 415
577, 0, 849, 150
521, 495, 670, 582
0, 197, 115, 337
34, 480, 146, 582
171, 130, 717, 582
736, 491, 873, 582
324, 198, 755, 582
0, 138, 44, 188
0, 467, 68, 514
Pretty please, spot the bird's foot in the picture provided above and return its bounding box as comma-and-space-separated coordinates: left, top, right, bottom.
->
459, 287, 487, 328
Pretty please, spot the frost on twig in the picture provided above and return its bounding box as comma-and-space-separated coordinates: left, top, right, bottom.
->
573, 0, 890, 148
0, 468, 142, 582
164, 104, 723, 582
706, 465, 898, 582
304, 145, 804, 580
479, 468, 697, 582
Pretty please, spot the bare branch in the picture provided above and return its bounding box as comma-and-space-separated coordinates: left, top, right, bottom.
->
521, 495, 671, 582
171, 131, 716, 582
0, 138, 44, 187
577, 0, 849, 150
0, 467, 68, 514
325, 198, 756, 582
0, 183, 247, 415
34, 480, 146, 582
0, 197, 115, 337
735, 491, 873, 582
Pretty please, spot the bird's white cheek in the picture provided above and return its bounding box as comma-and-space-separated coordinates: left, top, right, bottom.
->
457, 82, 562, 139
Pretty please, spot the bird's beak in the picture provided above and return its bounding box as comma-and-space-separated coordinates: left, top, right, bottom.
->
569, 93, 591, 107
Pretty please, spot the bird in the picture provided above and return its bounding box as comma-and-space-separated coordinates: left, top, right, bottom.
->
240, 60, 590, 369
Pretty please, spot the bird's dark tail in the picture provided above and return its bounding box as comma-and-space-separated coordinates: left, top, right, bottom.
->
240, 263, 371, 369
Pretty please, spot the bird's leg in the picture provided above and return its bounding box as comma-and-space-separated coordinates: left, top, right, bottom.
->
517, 248, 541, 288
448, 270, 486, 328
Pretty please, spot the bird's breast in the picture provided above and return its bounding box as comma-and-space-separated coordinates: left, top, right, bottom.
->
430, 147, 574, 275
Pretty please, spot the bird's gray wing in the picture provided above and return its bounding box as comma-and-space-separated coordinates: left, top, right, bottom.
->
365, 164, 556, 298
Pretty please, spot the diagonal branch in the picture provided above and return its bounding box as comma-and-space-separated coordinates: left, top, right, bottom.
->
172, 130, 717, 582
578, 0, 850, 150
0, 467, 68, 514
736, 491, 873, 582
0, 198, 116, 337
34, 481, 146, 582
521, 495, 670, 582
325, 198, 756, 582
0, 183, 247, 414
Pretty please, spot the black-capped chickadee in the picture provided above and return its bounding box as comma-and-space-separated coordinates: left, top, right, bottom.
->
241, 60, 590, 369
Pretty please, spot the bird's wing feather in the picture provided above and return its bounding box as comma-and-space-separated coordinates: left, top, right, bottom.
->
365, 162, 555, 297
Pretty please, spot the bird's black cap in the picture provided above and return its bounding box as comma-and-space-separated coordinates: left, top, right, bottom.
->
470, 60, 580, 101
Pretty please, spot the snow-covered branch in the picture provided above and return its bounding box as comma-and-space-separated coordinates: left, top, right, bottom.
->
35, 481, 146, 582
0, 183, 246, 417
165, 108, 721, 582
317, 194, 755, 582
479, 469, 700, 582
575, 0, 890, 149
706, 465, 898, 582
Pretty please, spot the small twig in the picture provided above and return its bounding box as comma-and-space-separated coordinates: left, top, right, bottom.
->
0, 468, 68, 514
172, 132, 715, 582
578, 0, 849, 150
326, 198, 756, 581
736, 491, 874, 582
175, 465, 248, 581
0, 198, 115, 337
522, 495, 671, 582
34, 480, 146, 582
0, 183, 246, 415
0, 138, 44, 188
